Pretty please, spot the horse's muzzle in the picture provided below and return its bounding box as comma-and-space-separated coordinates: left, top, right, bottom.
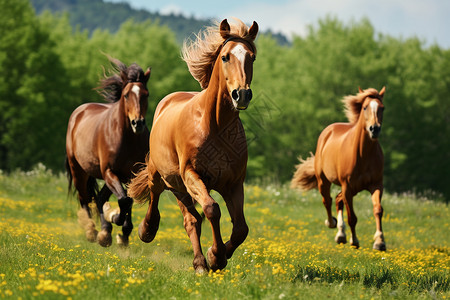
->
231, 88, 252, 110
131, 118, 146, 134
369, 125, 381, 139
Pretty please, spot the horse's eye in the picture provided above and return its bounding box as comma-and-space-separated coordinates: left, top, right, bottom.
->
363, 106, 367, 111
221, 54, 230, 62
252, 55, 256, 62
124, 94, 129, 100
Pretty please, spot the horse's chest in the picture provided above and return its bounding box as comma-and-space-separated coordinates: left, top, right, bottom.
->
194, 124, 248, 187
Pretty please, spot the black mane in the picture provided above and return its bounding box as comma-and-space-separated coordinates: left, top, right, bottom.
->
97, 57, 147, 103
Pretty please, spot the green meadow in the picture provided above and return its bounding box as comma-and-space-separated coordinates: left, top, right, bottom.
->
0, 165, 449, 299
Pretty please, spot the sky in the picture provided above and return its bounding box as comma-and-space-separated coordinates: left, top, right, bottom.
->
107, 0, 450, 48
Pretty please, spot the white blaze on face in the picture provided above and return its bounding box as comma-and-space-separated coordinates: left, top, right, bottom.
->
366, 100, 379, 134
370, 100, 379, 114
231, 44, 247, 70
131, 85, 140, 98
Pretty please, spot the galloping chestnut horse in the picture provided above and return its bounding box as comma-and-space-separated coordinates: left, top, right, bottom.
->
128, 19, 258, 272
66, 58, 151, 247
291, 87, 386, 251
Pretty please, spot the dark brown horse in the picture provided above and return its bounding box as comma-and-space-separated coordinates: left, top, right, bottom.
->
66, 58, 151, 247
128, 19, 258, 273
292, 87, 386, 251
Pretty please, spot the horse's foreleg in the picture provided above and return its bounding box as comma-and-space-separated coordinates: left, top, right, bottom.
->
103, 169, 131, 226
334, 192, 347, 244
117, 205, 133, 247
318, 175, 337, 228
174, 191, 208, 274
342, 186, 359, 248
371, 187, 386, 251
223, 184, 248, 260
184, 169, 226, 271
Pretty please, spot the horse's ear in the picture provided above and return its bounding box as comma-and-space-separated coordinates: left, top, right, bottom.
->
248, 21, 259, 41
379, 86, 386, 98
220, 19, 231, 39
144, 68, 151, 84
358, 87, 364, 93
120, 70, 128, 87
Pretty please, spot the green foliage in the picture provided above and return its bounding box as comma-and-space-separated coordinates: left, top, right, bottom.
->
246, 16, 450, 200
0, 1, 449, 200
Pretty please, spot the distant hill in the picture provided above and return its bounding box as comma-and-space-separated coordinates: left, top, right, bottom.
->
30, 0, 290, 45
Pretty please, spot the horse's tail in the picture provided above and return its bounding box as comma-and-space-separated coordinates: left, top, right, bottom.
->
291, 154, 318, 191
65, 156, 73, 196
128, 159, 150, 204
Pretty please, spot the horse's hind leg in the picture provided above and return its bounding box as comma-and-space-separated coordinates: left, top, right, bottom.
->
174, 191, 208, 274
95, 185, 113, 247
317, 174, 337, 228
72, 171, 98, 242
334, 192, 347, 244
342, 185, 359, 248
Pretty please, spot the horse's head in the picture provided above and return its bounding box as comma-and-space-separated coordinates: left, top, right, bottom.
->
219, 19, 258, 110
121, 68, 151, 134
360, 86, 385, 139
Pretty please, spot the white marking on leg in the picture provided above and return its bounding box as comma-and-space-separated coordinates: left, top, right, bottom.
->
132, 85, 140, 98
335, 210, 347, 244
231, 44, 247, 70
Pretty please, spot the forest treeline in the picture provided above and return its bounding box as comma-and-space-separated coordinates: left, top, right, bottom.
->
1, 0, 449, 201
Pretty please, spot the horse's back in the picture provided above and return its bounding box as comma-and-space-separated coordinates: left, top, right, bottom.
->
66, 102, 115, 178
153, 92, 199, 123
315, 123, 354, 185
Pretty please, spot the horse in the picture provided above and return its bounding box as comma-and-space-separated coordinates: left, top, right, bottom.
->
65, 57, 151, 247
291, 87, 386, 251
127, 19, 258, 273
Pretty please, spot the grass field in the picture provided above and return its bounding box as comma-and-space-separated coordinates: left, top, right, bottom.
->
0, 164, 449, 299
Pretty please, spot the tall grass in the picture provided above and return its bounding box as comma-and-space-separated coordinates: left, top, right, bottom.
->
0, 165, 449, 299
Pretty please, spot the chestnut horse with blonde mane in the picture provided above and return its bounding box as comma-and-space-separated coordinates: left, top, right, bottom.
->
128, 19, 258, 272
66, 58, 150, 247
291, 87, 386, 251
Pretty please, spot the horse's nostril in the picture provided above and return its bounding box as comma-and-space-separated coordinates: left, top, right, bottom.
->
246, 89, 253, 101
131, 119, 137, 126
231, 89, 239, 101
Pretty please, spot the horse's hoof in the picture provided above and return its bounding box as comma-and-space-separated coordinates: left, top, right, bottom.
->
335, 233, 347, 244
85, 229, 98, 243
193, 255, 209, 274
116, 234, 129, 247
325, 217, 337, 228
103, 202, 119, 223
207, 247, 227, 271
138, 221, 156, 243
349, 237, 360, 249
97, 229, 112, 247
373, 241, 386, 251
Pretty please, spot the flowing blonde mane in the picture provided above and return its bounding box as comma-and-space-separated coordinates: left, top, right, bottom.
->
342, 88, 382, 124
182, 18, 257, 89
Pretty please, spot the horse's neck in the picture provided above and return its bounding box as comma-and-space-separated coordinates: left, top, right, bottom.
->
200, 61, 239, 130
108, 99, 130, 135
353, 117, 378, 157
